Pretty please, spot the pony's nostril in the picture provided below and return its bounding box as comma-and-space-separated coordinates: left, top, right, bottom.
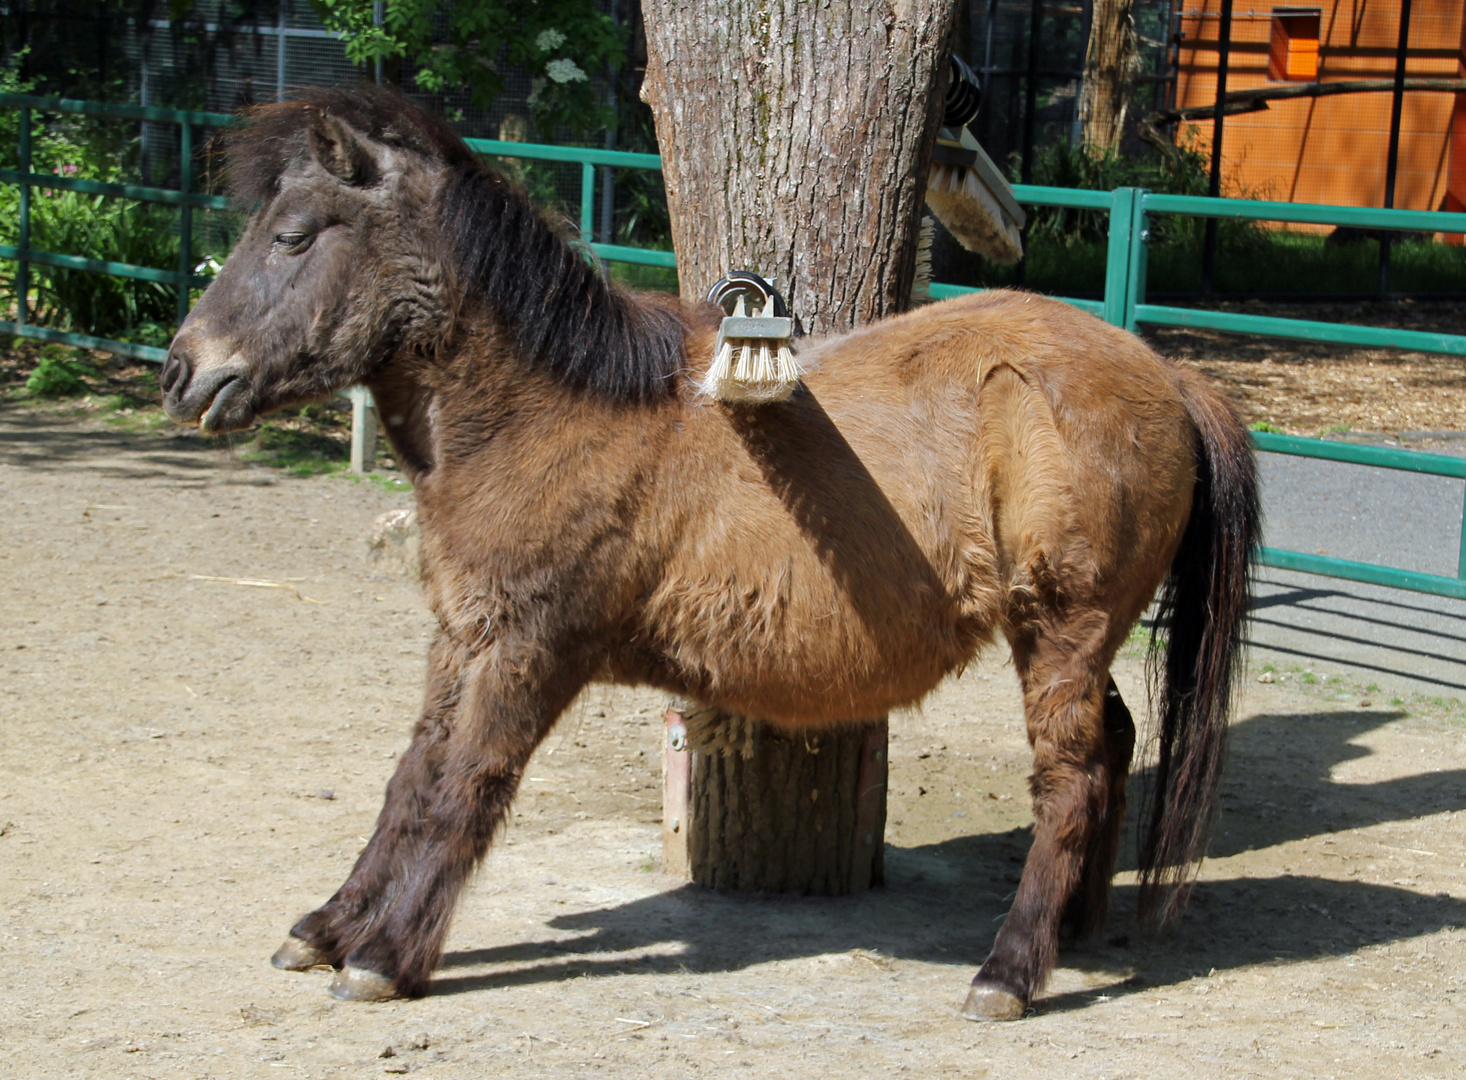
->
161, 352, 189, 397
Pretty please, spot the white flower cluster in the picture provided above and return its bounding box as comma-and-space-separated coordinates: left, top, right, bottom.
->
535, 29, 566, 52
544, 58, 588, 84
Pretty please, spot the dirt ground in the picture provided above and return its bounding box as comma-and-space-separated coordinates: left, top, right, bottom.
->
1, 344, 1465, 1080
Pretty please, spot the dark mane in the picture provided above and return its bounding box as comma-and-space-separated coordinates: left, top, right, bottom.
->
225, 86, 688, 404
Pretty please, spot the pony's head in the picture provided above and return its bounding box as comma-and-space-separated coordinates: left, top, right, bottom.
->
162, 88, 468, 432
164, 87, 690, 433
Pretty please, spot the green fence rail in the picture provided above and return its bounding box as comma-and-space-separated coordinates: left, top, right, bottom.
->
1250, 432, 1466, 601
3, 97, 1464, 601
0, 92, 238, 362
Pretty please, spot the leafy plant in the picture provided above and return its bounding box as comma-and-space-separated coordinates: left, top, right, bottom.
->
26, 191, 180, 336
25, 345, 93, 397
0, 52, 191, 341
1022, 138, 1260, 251
311, 0, 624, 136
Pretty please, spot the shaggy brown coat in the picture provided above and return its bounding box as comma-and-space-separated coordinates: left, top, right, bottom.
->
160, 87, 1258, 1021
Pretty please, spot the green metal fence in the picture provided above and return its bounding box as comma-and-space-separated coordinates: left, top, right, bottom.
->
2, 95, 1464, 601
0, 92, 234, 362
462, 137, 675, 270
1106, 186, 1466, 601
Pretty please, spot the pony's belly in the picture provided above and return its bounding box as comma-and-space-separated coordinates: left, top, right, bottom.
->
640, 601, 992, 726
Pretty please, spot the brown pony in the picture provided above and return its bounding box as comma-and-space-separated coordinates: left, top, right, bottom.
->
161, 87, 1258, 1021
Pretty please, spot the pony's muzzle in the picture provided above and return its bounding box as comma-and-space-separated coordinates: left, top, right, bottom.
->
160, 338, 256, 433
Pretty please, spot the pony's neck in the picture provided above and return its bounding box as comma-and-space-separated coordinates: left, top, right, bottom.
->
437, 160, 691, 405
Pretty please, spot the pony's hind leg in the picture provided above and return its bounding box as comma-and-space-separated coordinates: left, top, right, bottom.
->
963, 626, 1117, 1021
1059, 677, 1135, 942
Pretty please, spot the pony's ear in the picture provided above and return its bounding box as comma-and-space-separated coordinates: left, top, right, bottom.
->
306, 109, 378, 185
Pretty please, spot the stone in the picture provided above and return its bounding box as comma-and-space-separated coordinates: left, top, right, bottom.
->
368, 508, 421, 578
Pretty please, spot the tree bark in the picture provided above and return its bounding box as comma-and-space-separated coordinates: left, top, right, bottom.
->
641, 0, 958, 334
662, 711, 888, 894
642, 0, 958, 894
1079, 0, 1137, 152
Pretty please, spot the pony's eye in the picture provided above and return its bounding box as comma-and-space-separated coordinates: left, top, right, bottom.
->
273, 232, 311, 250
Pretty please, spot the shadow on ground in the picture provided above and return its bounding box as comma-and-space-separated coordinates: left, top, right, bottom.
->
436, 705, 1466, 1010
1244, 577, 1466, 693
0, 401, 235, 479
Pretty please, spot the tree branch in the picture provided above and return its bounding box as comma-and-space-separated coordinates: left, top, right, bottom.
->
1139, 78, 1466, 158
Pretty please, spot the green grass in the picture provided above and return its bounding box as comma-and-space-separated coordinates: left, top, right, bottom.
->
237, 423, 350, 477
1252, 665, 1465, 725
608, 260, 678, 293
101, 402, 171, 433
345, 471, 413, 493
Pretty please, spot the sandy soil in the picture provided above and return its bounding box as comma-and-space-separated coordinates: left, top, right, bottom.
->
2, 390, 1465, 1080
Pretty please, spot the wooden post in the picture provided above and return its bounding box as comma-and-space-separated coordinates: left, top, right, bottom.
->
663, 709, 888, 895
349, 386, 378, 475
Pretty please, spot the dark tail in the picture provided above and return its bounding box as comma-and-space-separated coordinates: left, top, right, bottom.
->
1139, 373, 1260, 925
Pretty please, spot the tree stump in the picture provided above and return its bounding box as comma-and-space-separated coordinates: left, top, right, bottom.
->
662, 708, 888, 895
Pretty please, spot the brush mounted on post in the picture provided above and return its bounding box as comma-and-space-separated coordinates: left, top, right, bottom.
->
924, 56, 1026, 267
700, 271, 801, 404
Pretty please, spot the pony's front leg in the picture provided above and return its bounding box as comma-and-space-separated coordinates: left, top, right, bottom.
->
963, 635, 1114, 1021
271, 633, 470, 975
274, 633, 584, 1000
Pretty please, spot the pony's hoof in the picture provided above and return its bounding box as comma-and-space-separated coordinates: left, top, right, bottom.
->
961, 981, 1027, 1022
271, 936, 329, 971
329, 966, 401, 1002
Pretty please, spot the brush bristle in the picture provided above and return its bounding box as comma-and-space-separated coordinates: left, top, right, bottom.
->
700, 337, 800, 403
699, 291, 801, 404
925, 162, 1023, 265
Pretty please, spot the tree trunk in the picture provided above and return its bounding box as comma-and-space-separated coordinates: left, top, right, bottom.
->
641, 0, 957, 334
1079, 0, 1136, 152
641, 0, 958, 895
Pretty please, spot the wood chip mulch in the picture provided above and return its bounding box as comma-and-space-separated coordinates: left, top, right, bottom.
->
1145, 300, 1466, 443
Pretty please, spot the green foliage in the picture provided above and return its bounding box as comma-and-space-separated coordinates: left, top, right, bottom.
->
311, 0, 624, 135
128, 321, 176, 348
610, 104, 671, 251
0, 52, 195, 340
969, 227, 1466, 300
25, 345, 94, 397
1023, 139, 1259, 250
1249, 421, 1283, 433
26, 192, 180, 336
608, 261, 678, 294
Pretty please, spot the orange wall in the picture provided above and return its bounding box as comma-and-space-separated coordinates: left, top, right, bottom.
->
1175, 1, 1464, 213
